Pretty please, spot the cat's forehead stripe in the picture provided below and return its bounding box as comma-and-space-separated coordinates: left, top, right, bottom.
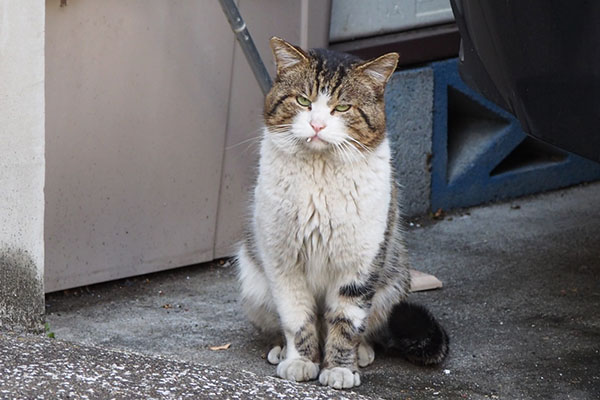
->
314, 56, 325, 95
328, 65, 346, 98
309, 49, 356, 98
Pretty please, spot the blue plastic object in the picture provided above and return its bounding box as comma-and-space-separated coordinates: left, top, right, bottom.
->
431, 59, 600, 211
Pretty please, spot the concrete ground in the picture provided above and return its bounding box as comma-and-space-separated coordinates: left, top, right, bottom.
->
34, 182, 600, 399
0, 330, 369, 400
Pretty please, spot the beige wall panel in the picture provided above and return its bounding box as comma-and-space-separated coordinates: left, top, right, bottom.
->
45, 0, 235, 291
214, 0, 331, 257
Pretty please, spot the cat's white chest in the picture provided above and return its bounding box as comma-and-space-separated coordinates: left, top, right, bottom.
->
293, 158, 354, 256
255, 137, 392, 276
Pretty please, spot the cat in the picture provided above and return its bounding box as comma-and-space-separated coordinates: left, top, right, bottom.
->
236, 37, 449, 390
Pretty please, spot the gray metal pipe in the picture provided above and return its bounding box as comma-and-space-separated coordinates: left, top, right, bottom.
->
218, 0, 273, 96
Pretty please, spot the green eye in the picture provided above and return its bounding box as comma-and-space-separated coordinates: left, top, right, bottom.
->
296, 95, 311, 107
334, 104, 351, 112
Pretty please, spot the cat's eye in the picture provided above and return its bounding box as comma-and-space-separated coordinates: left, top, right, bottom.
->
334, 104, 351, 112
296, 96, 311, 107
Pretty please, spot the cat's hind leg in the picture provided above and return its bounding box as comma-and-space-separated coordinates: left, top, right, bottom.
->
357, 340, 375, 367
237, 244, 281, 346
267, 345, 286, 365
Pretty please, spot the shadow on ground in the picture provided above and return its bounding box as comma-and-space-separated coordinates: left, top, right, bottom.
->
46, 183, 600, 399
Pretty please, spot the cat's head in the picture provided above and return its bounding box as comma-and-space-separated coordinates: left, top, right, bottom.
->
264, 37, 398, 159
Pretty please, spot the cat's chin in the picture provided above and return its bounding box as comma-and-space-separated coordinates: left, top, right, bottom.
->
303, 138, 330, 152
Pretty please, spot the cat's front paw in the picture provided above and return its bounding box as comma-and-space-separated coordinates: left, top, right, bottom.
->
276, 358, 319, 382
319, 367, 361, 389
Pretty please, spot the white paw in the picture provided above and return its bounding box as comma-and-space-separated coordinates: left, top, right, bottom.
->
357, 341, 375, 367
319, 367, 361, 389
267, 345, 287, 365
276, 358, 319, 382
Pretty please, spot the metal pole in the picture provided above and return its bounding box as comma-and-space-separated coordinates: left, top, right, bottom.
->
218, 0, 273, 96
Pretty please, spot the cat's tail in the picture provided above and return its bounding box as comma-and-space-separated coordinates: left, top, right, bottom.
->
384, 302, 449, 366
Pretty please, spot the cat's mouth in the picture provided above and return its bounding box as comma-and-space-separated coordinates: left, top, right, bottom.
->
303, 134, 330, 150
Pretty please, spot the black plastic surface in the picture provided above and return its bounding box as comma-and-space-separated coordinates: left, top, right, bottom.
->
450, 0, 600, 162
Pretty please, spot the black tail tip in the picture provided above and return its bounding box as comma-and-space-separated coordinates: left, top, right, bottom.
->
387, 302, 449, 366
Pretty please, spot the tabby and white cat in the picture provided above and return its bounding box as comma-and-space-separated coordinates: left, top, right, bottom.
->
237, 37, 448, 389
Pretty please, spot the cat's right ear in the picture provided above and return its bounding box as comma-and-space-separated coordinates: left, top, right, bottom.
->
270, 37, 309, 75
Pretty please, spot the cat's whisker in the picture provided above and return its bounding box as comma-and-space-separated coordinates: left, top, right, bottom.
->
268, 124, 294, 132
337, 141, 357, 163
333, 143, 346, 163
343, 139, 368, 163
345, 136, 372, 154
337, 141, 354, 164
332, 142, 343, 160
274, 132, 302, 150
344, 143, 356, 163
226, 135, 263, 150
332, 142, 344, 163
343, 138, 369, 157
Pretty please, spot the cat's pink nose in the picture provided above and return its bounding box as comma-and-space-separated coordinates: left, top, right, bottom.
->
310, 121, 326, 133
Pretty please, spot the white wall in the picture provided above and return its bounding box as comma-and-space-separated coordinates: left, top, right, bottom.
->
0, 0, 45, 329
45, 0, 235, 292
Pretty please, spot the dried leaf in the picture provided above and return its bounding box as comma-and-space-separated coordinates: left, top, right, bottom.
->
209, 343, 231, 351
432, 208, 445, 220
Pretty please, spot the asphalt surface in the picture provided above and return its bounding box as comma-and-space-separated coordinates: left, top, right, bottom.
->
3, 182, 599, 399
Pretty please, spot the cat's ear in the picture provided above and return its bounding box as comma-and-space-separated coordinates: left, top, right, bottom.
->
270, 36, 309, 75
357, 52, 399, 86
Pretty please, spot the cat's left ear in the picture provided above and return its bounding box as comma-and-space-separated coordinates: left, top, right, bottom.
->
357, 52, 399, 86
